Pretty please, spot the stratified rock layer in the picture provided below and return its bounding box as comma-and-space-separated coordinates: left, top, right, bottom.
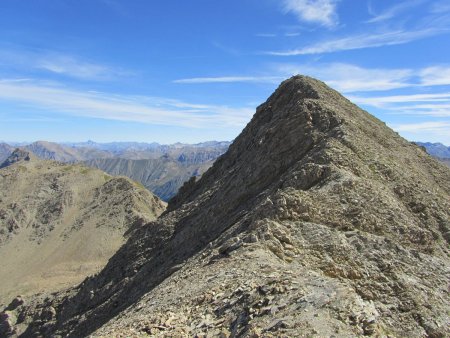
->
4, 76, 450, 337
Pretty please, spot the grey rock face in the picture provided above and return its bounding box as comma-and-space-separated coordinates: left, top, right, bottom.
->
4, 76, 450, 337
0, 149, 33, 169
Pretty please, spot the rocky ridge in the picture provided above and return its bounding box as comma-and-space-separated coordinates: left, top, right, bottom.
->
0, 149, 34, 169
2, 76, 449, 337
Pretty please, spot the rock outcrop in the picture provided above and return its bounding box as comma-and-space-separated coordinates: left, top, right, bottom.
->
3, 76, 449, 337
0, 149, 34, 169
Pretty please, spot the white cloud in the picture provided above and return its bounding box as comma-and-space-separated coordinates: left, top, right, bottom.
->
390, 104, 450, 117
420, 66, 450, 86
349, 92, 450, 107
256, 33, 277, 38
391, 121, 450, 132
175, 63, 414, 92
0, 49, 129, 81
36, 56, 116, 80
0, 79, 253, 128
274, 63, 413, 92
173, 76, 282, 84
285, 32, 301, 37
350, 92, 450, 119
366, 0, 425, 23
390, 120, 450, 144
430, 0, 450, 14
174, 62, 450, 95
282, 0, 339, 28
265, 28, 442, 55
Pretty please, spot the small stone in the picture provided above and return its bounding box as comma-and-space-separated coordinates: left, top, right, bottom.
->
6, 296, 24, 310
219, 237, 243, 255
217, 328, 230, 337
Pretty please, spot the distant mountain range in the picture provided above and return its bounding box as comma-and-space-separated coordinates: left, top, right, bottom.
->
1, 140, 447, 200
415, 142, 450, 158
0, 140, 231, 200
84, 156, 214, 201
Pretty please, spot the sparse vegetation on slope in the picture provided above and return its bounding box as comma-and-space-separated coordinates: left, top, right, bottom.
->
0, 152, 166, 307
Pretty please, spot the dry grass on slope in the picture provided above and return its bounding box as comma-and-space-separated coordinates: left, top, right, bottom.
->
0, 159, 165, 305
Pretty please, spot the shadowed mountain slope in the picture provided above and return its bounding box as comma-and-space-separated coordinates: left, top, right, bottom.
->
416, 141, 450, 158
84, 156, 216, 201
3, 76, 449, 337
0, 152, 165, 307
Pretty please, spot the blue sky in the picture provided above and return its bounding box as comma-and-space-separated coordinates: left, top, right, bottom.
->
1, 0, 450, 144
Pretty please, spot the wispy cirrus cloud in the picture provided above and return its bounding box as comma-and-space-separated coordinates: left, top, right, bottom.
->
256, 33, 277, 38
0, 49, 130, 81
174, 63, 414, 92
265, 28, 444, 55
36, 55, 124, 80
255, 32, 301, 38
349, 92, 450, 107
430, 0, 450, 14
350, 92, 450, 118
173, 76, 283, 84
389, 120, 450, 144
268, 0, 450, 56
274, 63, 414, 92
366, 0, 426, 23
175, 63, 450, 93
282, 0, 340, 28
420, 66, 450, 86
390, 121, 450, 132
0, 79, 253, 128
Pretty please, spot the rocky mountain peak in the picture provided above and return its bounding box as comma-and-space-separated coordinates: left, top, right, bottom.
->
270, 75, 321, 100
0, 148, 34, 169
168, 76, 347, 211
3, 76, 450, 337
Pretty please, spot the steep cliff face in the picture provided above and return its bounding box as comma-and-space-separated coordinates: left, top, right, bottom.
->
0, 154, 165, 307
4, 76, 449, 338
83, 156, 215, 201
